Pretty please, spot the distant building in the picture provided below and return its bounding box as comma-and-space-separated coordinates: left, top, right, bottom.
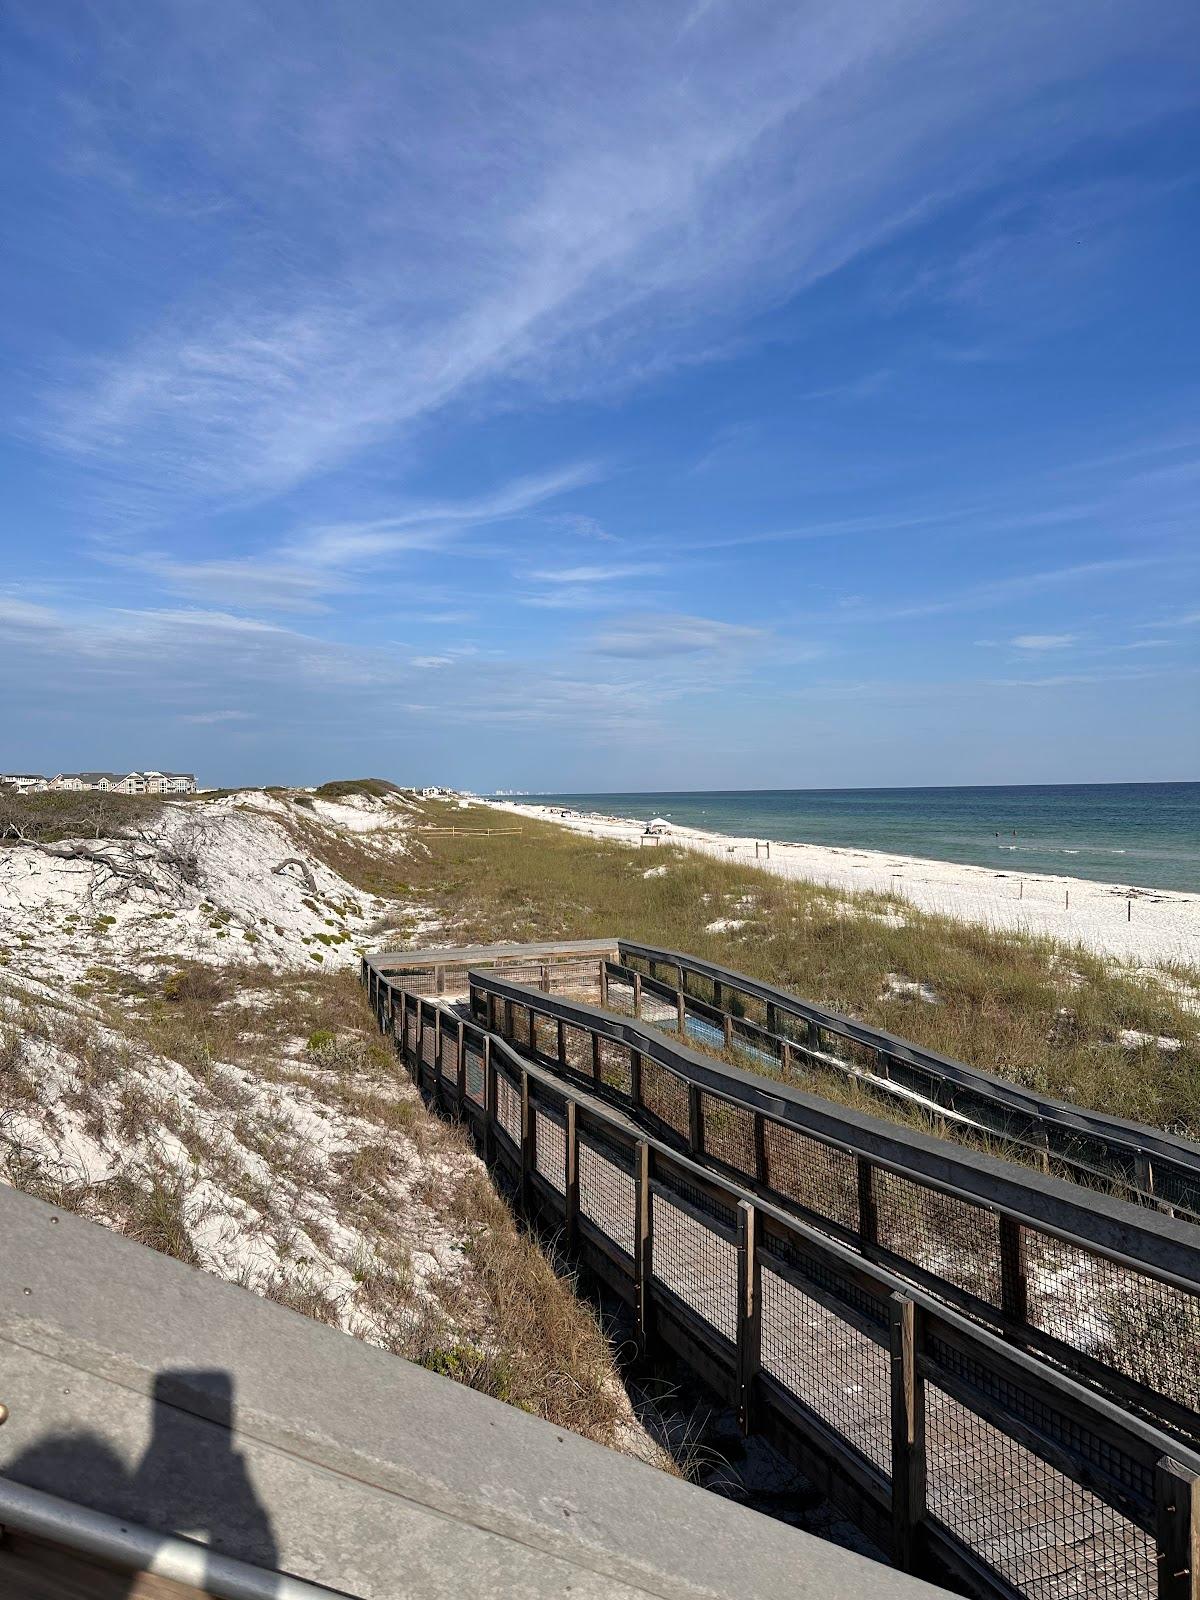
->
6, 770, 197, 796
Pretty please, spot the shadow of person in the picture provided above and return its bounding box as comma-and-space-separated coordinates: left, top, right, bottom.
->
130, 1369, 279, 1572
2, 1369, 278, 1595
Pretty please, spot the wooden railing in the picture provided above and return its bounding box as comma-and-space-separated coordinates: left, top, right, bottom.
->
612, 941, 1200, 1221
365, 955, 1200, 1600
470, 967, 1200, 1445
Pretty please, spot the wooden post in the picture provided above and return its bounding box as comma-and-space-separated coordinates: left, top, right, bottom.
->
723, 1012, 734, 1050
556, 1017, 566, 1065
435, 963, 446, 996
599, 960, 609, 1008
539, 962, 550, 994
633, 971, 642, 1018
780, 1037, 794, 1078
630, 1048, 642, 1109
687, 1083, 704, 1156
857, 1157, 878, 1247
456, 1018, 466, 1105
753, 1111, 768, 1186
889, 1292, 926, 1574
737, 1200, 761, 1436
433, 1005, 444, 1107
1157, 1457, 1200, 1600
592, 1030, 602, 1085
520, 1069, 534, 1212
483, 1036, 496, 1164
998, 1215, 1029, 1327
766, 1002, 777, 1036
564, 1101, 579, 1248
676, 985, 686, 1035
713, 978, 723, 1011
635, 1140, 654, 1355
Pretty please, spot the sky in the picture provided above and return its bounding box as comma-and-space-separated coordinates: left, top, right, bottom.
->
1, 0, 1198, 792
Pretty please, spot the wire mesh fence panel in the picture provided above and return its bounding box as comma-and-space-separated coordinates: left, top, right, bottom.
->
440, 1028, 458, 1082
578, 1135, 636, 1257
651, 1185, 737, 1342
683, 1012, 726, 1053
1024, 1230, 1200, 1413
816, 1029, 880, 1077
496, 1071, 522, 1145
421, 1018, 436, 1070
759, 1266, 890, 1474
699, 1093, 757, 1178
925, 1383, 1154, 1600
873, 1168, 1003, 1306
562, 1023, 593, 1076
463, 1042, 485, 1104
534, 1109, 567, 1192
605, 977, 637, 1016
533, 1011, 558, 1060
763, 1122, 859, 1233
640, 991, 678, 1026
509, 1003, 534, 1053
682, 969, 716, 1007
640, 1057, 691, 1140
598, 1036, 633, 1097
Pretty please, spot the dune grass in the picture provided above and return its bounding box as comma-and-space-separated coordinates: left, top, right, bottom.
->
401, 801, 1200, 1138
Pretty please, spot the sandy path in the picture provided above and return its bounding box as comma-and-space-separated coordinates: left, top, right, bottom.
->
487, 802, 1200, 971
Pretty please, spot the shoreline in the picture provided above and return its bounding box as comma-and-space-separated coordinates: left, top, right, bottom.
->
486, 801, 1200, 970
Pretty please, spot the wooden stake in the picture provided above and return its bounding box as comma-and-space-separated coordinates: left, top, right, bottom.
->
889, 1293, 926, 1574
737, 1201, 761, 1435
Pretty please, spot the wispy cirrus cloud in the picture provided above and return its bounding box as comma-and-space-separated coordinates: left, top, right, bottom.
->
19, 0, 1189, 529
1010, 633, 1078, 651
529, 563, 664, 584
590, 611, 764, 658
105, 462, 597, 612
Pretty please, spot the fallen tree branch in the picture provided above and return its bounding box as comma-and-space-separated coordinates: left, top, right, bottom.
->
7, 829, 161, 897
272, 857, 318, 893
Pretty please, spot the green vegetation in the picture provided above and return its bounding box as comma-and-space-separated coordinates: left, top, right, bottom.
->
314, 777, 403, 800
405, 801, 1200, 1137
0, 789, 166, 844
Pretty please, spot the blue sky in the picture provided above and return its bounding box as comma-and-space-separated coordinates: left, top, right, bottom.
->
1, 0, 1198, 791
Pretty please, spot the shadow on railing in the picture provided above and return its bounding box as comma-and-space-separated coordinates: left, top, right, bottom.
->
364, 948, 1200, 1600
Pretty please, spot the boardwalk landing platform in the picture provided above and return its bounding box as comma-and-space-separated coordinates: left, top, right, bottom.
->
0, 1183, 947, 1600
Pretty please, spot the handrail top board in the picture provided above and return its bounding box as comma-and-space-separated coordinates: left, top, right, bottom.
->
365, 938, 618, 974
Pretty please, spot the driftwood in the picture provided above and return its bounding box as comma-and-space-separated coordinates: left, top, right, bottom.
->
271, 857, 318, 893
6, 830, 162, 896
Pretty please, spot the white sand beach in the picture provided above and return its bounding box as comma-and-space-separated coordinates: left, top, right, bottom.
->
488, 801, 1200, 972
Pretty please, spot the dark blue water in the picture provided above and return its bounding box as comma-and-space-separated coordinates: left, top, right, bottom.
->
506, 784, 1200, 894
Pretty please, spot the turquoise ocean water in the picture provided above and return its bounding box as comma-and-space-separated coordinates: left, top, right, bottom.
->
505, 784, 1200, 894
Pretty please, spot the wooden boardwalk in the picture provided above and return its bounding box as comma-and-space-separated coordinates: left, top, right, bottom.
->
376, 945, 1200, 1600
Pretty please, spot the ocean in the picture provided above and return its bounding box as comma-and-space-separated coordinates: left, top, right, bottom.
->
506, 783, 1200, 894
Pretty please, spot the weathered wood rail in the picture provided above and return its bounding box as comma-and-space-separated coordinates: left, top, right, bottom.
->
362, 942, 1200, 1600
610, 941, 1200, 1221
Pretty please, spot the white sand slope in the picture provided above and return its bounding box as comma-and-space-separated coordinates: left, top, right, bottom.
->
0, 788, 420, 987
489, 802, 1200, 970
